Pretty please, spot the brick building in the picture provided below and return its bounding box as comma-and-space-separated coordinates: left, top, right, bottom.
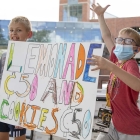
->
91, 17, 140, 41
59, 0, 140, 40
59, 0, 95, 22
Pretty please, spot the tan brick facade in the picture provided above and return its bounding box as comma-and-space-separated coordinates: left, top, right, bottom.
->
91, 17, 140, 41
59, 0, 95, 21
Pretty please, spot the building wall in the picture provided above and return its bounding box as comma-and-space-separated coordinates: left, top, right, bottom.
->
59, 0, 95, 21
91, 17, 140, 40
59, 0, 140, 41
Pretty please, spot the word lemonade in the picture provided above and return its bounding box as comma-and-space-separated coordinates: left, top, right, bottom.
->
0, 41, 103, 140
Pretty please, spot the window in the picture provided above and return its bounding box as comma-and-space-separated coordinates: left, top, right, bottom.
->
68, 0, 78, 4
63, 4, 82, 21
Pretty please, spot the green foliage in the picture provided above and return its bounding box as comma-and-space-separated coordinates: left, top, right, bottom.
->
29, 30, 52, 43
0, 28, 8, 45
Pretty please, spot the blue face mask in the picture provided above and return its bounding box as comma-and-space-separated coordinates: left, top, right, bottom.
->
113, 44, 134, 60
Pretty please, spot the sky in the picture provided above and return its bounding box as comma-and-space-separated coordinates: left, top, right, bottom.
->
96, 0, 140, 18
0, 0, 140, 21
0, 0, 60, 21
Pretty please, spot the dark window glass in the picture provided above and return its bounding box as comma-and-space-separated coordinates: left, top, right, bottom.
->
0, 20, 102, 50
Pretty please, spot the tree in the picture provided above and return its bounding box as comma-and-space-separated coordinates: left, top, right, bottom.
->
28, 30, 52, 43
0, 28, 8, 45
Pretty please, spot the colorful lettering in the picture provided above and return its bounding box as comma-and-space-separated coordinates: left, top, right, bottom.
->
75, 44, 85, 80
53, 43, 67, 78
62, 43, 75, 80
83, 43, 102, 82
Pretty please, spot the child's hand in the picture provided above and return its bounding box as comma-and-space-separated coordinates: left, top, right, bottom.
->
15, 126, 23, 129
87, 55, 112, 71
90, 3, 110, 16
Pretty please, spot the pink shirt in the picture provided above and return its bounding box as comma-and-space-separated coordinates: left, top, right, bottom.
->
109, 47, 140, 134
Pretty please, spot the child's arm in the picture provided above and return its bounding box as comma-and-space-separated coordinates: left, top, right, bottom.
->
91, 3, 115, 54
87, 55, 140, 91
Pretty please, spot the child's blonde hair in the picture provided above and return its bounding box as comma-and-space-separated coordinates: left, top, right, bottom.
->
119, 27, 140, 46
8, 16, 32, 31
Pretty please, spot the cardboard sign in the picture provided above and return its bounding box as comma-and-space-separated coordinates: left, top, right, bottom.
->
0, 41, 104, 140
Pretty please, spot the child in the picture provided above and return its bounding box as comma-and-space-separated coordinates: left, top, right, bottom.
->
88, 3, 140, 140
0, 16, 32, 140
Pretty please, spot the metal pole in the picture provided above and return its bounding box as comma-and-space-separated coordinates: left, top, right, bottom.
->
50, 135, 53, 140
30, 130, 34, 140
